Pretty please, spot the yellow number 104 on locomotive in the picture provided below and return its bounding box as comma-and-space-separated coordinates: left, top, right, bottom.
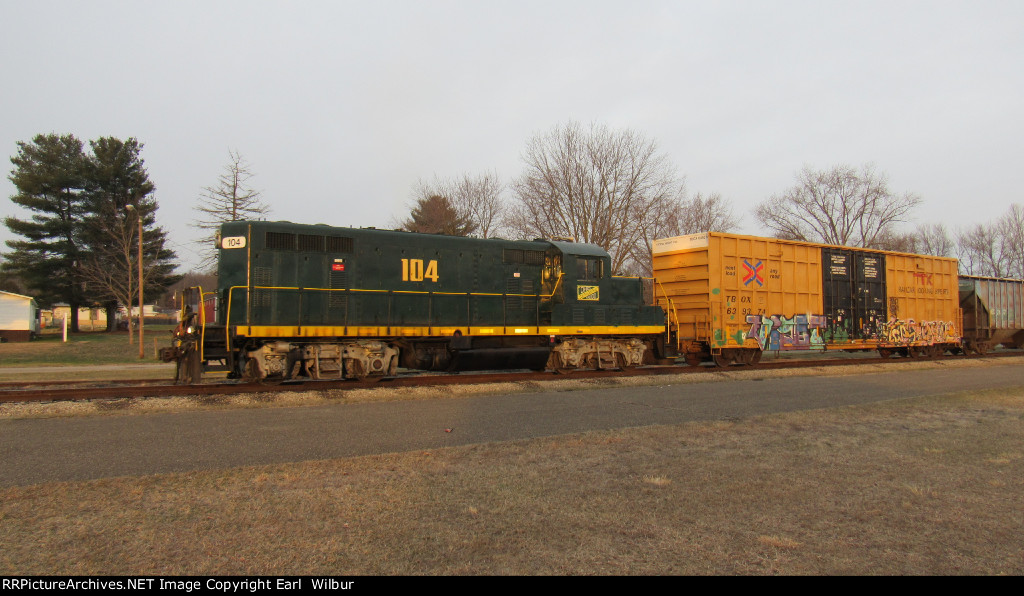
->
400, 258, 439, 283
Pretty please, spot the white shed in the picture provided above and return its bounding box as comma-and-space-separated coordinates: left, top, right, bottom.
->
0, 291, 40, 342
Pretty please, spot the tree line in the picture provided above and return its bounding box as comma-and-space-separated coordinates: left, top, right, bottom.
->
4, 123, 1022, 339
1, 134, 178, 334
400, 121, 1021, 278
401, 122, 740, 276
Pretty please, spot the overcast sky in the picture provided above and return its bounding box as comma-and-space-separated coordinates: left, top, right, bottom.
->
2, 0, 1021, 271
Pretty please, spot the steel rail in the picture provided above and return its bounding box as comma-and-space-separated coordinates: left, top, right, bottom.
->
2, 351, 1021, 405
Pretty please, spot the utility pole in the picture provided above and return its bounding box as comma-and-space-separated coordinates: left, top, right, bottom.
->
126, 204, 144, 359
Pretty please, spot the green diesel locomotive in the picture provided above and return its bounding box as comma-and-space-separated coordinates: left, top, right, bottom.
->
162, 220, 667, 383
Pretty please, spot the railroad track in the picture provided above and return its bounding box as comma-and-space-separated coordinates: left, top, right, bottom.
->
2, 351, 1020, 405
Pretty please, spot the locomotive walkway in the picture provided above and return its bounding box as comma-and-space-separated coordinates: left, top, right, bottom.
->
3, 360, 1023, 488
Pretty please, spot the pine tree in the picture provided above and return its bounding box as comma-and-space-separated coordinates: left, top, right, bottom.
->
79, 137, 180, 335
401, 195, 477, 236
2, 134, 90, 331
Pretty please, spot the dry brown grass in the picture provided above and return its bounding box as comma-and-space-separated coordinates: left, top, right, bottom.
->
1, 384, 1022, 575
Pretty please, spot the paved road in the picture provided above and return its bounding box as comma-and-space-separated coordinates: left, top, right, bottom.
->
3, 362, 1023, 487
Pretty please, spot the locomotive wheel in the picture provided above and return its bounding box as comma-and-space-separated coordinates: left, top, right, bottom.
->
241, 358, 261, 383
552, 353, 575, 375
345, 358, 368, 380
615, 353, 635, 371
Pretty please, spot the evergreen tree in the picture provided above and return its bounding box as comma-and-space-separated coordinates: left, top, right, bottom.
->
401, 195, 477, 236
3, 134, 180, 335
79, 137, 180, 333
2, 134, 90, 331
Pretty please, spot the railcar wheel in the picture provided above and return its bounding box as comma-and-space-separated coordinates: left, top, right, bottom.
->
740, 349, 762, 365
684, 354, 703, 367
878, 348, 893, 359
713, 351, 735, 367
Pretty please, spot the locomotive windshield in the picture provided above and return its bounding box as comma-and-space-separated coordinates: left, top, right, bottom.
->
576, 257, 603, 281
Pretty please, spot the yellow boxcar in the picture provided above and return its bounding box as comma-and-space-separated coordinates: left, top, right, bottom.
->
651, 232, 961, 366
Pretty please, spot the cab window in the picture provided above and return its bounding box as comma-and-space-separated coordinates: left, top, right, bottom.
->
576, 257, 603, 281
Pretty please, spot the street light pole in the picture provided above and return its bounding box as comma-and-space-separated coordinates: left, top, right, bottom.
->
126, 204, 144, 359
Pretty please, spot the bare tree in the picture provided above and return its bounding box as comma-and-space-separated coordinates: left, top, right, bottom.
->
755, 164, 921, 248
193, 150, 269, 270
677, 192, 741, 236
958, 223, 1005, 277
79, 205, 141, 342
996, 204, 1024, 277
508, 121, 684, 272
870, 228, 917, 253
626, 191, 740, 276
857, 222, 954, 256
78, 197, 176, 344
407, 172, 506, 238
958, 204, 1024, 277
913, 223, 956, 257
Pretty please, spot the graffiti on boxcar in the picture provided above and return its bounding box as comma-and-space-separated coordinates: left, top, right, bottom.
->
745, 314, 827, 350
878, 318, 958, 344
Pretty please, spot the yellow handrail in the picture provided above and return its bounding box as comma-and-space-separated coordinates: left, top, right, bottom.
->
647, 276, 680, 351
224, 277, 567, 336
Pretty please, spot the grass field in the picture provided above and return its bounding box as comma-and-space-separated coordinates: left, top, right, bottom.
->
0, 325, 176, 367
1, 373, 1021, 575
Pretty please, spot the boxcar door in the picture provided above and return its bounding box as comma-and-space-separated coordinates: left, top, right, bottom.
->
853, 252, 886, 340
821, 248, 854, 342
